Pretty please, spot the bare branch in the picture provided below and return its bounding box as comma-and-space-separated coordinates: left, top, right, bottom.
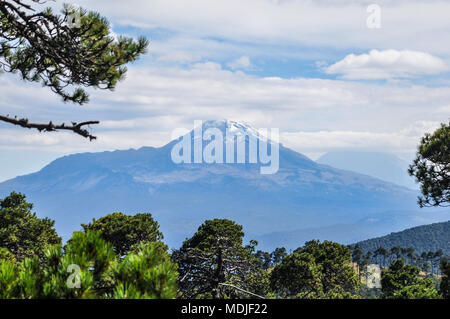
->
0, 114, 99, 140
218, 283, 265, 299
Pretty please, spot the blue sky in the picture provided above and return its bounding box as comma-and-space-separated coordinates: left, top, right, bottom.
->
1, 0, 450, 182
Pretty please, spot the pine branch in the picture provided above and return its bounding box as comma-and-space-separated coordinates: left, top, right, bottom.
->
0, 114, 99, 140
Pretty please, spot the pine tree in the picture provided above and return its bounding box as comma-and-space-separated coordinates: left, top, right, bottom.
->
409, 121, 450, 207
440, 258, 450, 299
0, 0, 148, 139
0, 192, 61, 261
381, 258, 440, 299
271, 240, 359, 299
0, 231, 178, 299
173, 219, 267, 299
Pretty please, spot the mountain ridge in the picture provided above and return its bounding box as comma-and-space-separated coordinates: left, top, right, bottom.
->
354, 220, 450, 254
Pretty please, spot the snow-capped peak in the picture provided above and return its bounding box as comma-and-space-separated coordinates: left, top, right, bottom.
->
200, 119, 265, 140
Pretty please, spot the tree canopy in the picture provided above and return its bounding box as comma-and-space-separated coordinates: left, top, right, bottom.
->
0, 230, 178, 299
173, 219, 267, 299
381, 258, 440, 299
354, 221, 450, 255
0, 192, 445, 300
409, 121, 450, 207
440, 257, 450, 299
270, 240, 359, 299
81, 212, 163, 256
0, 192, 61, 261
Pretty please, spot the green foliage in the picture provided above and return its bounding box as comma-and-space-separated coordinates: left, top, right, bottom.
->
0, 258, 17, 298
440, 258, 450, 299
0, 231, 178, 299
64, 231, 116, 294
82, 212, 163, 256
183, 218, 244, 251
392, 279, 440, 299
409, 122, 450, 207
1, 189, 446, 300
270, 240, 359, 299
245, 268, 272, 298
255, 247, 287, 270
0, 231, 110, 299
351, 239, 447, 277
109, 242, 178, 299
255, 250, 272, 269
270, 250, 323, 298
351, 244, 369, 270
0, 247, 15, 263
271, 247, 288, 265
381, 258, 440, 299
300, 240, 360, 294
0, 192, 61, 261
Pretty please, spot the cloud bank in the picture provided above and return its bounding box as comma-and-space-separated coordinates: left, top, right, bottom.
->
0, 63, 447, 157
325, 50, 448, 79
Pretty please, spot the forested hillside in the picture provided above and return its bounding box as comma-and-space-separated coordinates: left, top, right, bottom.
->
355, 221, 450, 254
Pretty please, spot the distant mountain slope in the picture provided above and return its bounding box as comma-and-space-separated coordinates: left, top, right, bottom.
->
355, 221, 450, 254
0, 120, 448, 250
317, 151, 417, 189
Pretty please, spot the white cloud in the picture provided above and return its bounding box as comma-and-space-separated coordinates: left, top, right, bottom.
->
324, 50, 448, 79
281, 121, 442, 156
1, 0, 449, 179
227, 56, 252, 70
434, 105, 450, 115
69, 0, 450, 56
1, 63, 449, 156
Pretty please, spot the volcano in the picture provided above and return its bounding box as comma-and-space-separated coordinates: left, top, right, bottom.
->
1, 120, 448, 250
